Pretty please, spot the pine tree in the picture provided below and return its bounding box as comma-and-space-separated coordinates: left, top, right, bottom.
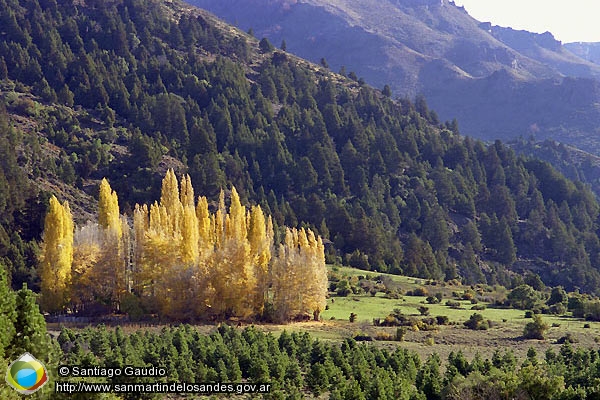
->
0, 263, 16, 359
10, 284, 53, 362
39, 196, 73, 313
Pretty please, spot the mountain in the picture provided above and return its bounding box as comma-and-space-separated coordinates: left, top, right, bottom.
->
3, 0, 600, 294
565, 42, 600, 66
186, 0, 600, 150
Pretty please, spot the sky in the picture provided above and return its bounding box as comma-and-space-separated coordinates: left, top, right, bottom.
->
452, 0, 600, 43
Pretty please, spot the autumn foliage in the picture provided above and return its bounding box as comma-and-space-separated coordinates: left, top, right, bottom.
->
39, 170, 328, 322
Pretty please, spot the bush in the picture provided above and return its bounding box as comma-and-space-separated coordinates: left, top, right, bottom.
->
353, 332, 372, 341
523, 314, 548, 339
549, 303, 567, 315
418, 306, 430, 316
395, 327, 407, 341
556, 333, 578, 344
349, 313, 357, 323
336, 280, 352, 296
524, 310, 534, 318
464, 313, 489, 330
462, 292, 475, 301
120, 292, 145, 321
426, 296, 440, 304
374, 332, 394, 341
471, 304, 486, 311
446, 300, 462, 309
407, 287, 429, 296
436, 315, 449, 325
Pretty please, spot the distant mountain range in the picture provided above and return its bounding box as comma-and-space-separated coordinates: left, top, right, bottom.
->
565, 42, 600, 66
186, 0, 600, 151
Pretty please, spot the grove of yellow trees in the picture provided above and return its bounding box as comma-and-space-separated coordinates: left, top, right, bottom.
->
39, 170, 328, 322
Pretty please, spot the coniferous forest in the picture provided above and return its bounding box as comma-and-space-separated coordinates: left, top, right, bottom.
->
4, 0, 600, 398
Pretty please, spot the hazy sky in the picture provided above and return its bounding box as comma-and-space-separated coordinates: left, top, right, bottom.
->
452, 0, 600, 43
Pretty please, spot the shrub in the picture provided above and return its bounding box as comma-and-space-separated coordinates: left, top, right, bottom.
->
418, 306, 430, 316
549, 303, 567, 315
374, 332, 394, 341
336, 280, 352, 296
462, 292, 475, 301
395, 327, 407, 341
407, 287, 429, 296
446, 300, 462, 309
426, 296, 440, 304
436, 315, 449, 325
523, 314, 548, 339
464, 313, 489, 330
349, 313, 357, 323
524, 310, 534, 318
353, 332, 372, 341
471, 304, 486, 311
556, 333, 578, 344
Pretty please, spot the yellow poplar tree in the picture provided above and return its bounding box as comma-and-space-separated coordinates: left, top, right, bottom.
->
193, 195, 214, 316
39, 196, 73, 313
98, 178, 122, 236
271, 228, 301, 321
132, 203, 149, 295
71, 222, 102, 311
95, 178, 126, 311
196, 195, 212, 258
248, 205, 273, 314
160, 168, 182, 235
211, 187, 255, 318
180, 174, 195, 208
270, 227, 327, 321
303, 229, 328, 320
181, 204, 199, 265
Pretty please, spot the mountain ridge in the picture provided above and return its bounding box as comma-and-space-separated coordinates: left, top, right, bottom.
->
187, 0, 600, 148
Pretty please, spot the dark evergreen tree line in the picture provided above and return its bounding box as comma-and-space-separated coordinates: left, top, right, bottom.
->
52, 324, 600, 399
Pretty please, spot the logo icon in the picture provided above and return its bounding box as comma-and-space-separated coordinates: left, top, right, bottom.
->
5, 353, 49, 395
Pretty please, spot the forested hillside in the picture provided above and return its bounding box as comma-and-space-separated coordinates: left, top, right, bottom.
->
2, 0, 600, 294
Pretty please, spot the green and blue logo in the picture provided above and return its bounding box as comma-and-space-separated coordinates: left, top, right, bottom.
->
5, 353, 49, 395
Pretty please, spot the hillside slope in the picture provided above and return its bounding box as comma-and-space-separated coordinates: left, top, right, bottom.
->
187, 0, 600, 149
2, 0, 600, 293
566, 42, 600, 66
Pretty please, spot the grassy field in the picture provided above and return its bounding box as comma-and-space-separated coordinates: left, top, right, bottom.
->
48, 265, 600, 364
315, 265, 600, 361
